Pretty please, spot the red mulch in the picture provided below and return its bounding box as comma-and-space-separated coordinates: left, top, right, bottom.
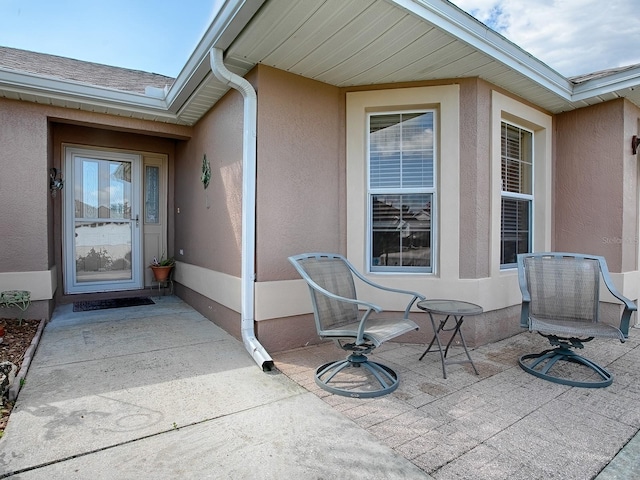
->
0, 318, 40, 434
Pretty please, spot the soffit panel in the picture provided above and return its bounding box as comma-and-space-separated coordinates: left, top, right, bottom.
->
222, 0, 586, 114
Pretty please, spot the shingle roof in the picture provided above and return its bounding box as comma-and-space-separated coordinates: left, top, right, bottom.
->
0, 46, 174, 94
570, 64, 640, 84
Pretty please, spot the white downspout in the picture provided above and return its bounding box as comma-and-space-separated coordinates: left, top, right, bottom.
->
210, 47, 274, 371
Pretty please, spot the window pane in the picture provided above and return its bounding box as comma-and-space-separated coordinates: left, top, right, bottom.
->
369, 112, 434, 189
371, 194, 432, 269
501, 198, 530, 266
145, 165, 160, 223
501, 123, 532, 194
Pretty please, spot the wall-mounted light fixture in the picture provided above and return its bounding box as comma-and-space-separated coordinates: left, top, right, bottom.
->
632, 135, 640, 155
49, 167, 63, 197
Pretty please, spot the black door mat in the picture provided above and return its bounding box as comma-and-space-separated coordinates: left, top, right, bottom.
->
73, 297, 155, 312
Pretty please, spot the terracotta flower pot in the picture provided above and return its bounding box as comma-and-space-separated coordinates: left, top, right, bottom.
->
150, 265, 173, 282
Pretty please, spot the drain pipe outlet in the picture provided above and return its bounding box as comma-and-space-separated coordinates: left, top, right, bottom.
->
210, 47, 274, 371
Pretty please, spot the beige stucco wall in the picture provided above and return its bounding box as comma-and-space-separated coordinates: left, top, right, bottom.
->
0, 96, 190, 317
555, 99, 639, 273
171, 70, 247, 337
172, 66, 345, 348
247, 73, 556, 351
174, 80, 245, 277
458, 78, 492, 279
50, 123, 180, 300
0, 100, 49, 272
255, 65, 344, 281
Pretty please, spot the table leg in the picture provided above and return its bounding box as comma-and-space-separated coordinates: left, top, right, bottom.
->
454, 317, 479, 375
419, 313, 479, 378
443, 316, 464, 357
419, 313, 450, 379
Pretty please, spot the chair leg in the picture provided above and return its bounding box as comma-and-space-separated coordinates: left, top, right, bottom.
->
315, 353, 400, 398
519, 346, 613, 388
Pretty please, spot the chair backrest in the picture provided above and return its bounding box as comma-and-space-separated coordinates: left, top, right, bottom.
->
522, 254, 600, 323
289, 254, 360, 333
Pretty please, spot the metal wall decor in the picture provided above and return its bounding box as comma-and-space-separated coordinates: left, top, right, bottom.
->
49, 167, 64, 197
201, 154, 211, 189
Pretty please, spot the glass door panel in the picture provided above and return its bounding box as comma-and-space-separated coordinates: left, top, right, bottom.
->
65, 149, 142, 293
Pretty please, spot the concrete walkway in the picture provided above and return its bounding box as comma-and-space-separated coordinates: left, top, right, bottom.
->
0, 297, 426, 479
0, 296, 639, 478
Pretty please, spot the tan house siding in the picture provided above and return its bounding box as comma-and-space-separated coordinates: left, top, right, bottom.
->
623, 100, 640, 272
458, 78, 492, 279
171, 71, 247, 342
174, 83, 245, 277
0, 100, 49, 272
252, 66, 344, 350
0, 97, 189, 317
555, 99, 629, 270
255, 65, 344, 281
50, 123, 179, 300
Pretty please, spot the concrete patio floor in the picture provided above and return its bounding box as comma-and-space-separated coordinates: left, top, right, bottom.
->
273, 326, 640, 479
0, 296, 638, 478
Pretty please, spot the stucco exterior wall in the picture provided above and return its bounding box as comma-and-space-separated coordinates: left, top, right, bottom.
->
458, 78, 492, 279
174, 82, 245, 278
0, 100, 49, 272
623, 100, 640, 272
555, 99, 635, 272
50, 123, 179, 300
0, 97, 190, 317
255, 65, 344, 281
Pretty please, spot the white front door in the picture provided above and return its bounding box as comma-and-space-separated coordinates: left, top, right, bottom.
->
64, 147, 143, 294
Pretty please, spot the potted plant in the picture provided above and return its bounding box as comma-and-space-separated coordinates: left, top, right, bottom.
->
149, 253, 175, 282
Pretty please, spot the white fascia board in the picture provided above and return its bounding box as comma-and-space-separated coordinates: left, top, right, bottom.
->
571, 66, 640, 102
390, 0, 574, 99
165, 0, 267, 114
0, 67, 180, 121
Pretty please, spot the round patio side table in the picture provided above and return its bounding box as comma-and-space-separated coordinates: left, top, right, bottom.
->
417, 299, 482, 379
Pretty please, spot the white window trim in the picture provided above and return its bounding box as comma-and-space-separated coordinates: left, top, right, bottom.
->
500, 120, 535, 268
491, 91, 552, 276
366, 109, 437, 273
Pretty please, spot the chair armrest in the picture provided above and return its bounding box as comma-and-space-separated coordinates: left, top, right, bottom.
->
516, 255, 532, 329
599, 262, 637, 338
350, 278, 424, 345
348, 267, 425, 316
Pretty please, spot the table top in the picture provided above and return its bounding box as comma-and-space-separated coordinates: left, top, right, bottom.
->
417, 299, 483, 316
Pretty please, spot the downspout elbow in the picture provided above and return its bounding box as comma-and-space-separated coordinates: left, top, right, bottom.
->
210, 48, 256, 102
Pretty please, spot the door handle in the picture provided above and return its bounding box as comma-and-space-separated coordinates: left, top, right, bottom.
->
135, 214, 139, 227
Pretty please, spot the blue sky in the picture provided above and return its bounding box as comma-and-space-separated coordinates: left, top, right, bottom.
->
1, 0, 639, 79
451, 0, 640, 77
0, 0, 218, 77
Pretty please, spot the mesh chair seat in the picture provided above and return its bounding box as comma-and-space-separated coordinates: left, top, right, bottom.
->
289, 253, 424, 398
517, 252, 636, 388
529, 316, 625, 340
321, 317, 422, 347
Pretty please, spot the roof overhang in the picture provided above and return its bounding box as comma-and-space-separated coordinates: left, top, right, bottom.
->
1, 0, 639, 126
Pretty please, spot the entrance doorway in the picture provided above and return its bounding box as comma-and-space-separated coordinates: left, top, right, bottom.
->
63, 147, 143, 294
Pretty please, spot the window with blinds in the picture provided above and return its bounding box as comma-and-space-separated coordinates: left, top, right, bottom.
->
368, 111, 435, 272
501, 122, 533, 267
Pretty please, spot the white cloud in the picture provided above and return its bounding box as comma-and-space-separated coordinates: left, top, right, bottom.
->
450, 0, 640, 77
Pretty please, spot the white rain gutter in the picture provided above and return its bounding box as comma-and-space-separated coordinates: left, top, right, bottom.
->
209, 47, 274, 371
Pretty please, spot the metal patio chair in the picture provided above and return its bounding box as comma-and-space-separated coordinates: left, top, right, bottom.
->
289, 253, 424, 398
517, 252, 636, 387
